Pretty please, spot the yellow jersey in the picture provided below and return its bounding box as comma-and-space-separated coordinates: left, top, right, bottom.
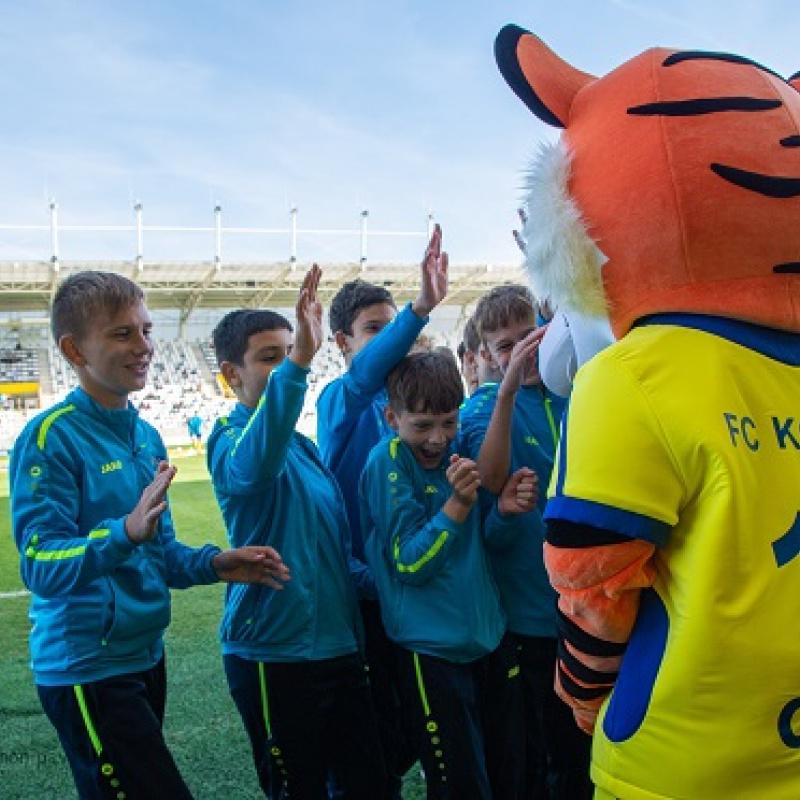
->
547, 315, 800, 799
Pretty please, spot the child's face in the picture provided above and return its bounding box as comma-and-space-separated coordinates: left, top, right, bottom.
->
65, 300, 153, 409
386, 406, 459, 470
482, 316, 541, 386
227, 328, 293, 409
337, 302, 396, 364
460, 350, 480, 397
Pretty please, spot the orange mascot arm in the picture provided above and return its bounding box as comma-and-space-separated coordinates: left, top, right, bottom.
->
544, 520, 657, 733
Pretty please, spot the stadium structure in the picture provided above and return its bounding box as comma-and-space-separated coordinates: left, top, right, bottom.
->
0, 206, 525, 452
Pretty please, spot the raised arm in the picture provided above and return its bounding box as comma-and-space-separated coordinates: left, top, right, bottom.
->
289, 263, 323, 370
411, 223, 449, 319
477, 327, 545, 493
210, 266, 323, 492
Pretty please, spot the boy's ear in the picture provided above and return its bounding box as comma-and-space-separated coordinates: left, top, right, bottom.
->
59, 335, 86, 368
384, 405, 399, 431
334, 330, 349, 356
220, 361, 242, 388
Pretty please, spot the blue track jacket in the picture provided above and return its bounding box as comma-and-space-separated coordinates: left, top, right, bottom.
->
359, 434, 511, 664
207, 358, 362, 662
316, 303, 426, 557
459, 383, 566, 639
10, 387, 221, 686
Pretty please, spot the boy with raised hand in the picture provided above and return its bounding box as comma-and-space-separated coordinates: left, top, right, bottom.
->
360, 349, 536, 800
207, 265, 387, 800
316, 225, 448, 794
317, 224, 448, 558
472, 285, 592, 800
10, 270, 289, 800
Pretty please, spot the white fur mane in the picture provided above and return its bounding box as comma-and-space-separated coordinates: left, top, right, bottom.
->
521, 140, 609, 317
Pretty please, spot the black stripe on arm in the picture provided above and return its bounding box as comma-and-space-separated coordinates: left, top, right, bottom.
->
663, 51, 785, 82
546, 519, 632, 548
558, 640, 619, 685
628, 98, 781, 116
558, 663, 611, 701
781, 135, 800, 147
558, 609, 628, 658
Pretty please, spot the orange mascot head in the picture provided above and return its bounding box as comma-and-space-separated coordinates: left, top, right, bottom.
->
495, 25, 800, 338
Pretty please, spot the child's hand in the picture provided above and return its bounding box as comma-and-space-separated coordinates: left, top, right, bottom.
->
212, 546, 292, 589
446, 454, 481, 508
412, 224, 448, 318
499, 326, 547, 396
497, 467, 539, 516
125, 460, 176, 545
290, 264, 323, 368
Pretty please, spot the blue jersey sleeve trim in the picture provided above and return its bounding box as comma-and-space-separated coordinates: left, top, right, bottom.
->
544, 496, 671, 547
637, 313, 800, 365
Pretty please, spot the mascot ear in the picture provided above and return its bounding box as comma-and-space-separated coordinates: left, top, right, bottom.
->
789, 71, 800, 93
494, 24, 595, 128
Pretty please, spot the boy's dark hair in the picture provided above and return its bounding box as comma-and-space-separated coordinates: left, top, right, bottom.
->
329, 279, 395, 336
472, 284, 537, 342
212, 309, 292, 366
51, 271, 145, 342
461, 316, 480, 354
387, 351, 464, 415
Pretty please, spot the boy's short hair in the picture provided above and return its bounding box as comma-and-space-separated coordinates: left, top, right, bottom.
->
51, 271, 144, 342
472, 284, 537, 342
329, 279, 395, 336
461, 316, 481, 354
212, 309, 292, 366
387, 351, 464, 415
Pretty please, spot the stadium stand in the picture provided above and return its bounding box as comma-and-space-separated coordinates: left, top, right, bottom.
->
0, 258, 527, 454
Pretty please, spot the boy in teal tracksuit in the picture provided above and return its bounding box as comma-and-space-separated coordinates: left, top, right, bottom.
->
316, 225, 448, 794
207, 266, 386, 799
360, 349, 537, 799
472, 285, 592, 800
10, 271, 288, 800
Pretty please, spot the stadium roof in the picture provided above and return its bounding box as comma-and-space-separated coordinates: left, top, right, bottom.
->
0, 259, 526, 318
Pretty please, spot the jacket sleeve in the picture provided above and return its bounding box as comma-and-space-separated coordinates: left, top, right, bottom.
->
364, 443, 462, 586
544, 519, 657, 733
208, 359, 308, 494
483, 503, 537, 552
316, 304, 426, 466
11, 422, 139, 598
158, 504, 222, 589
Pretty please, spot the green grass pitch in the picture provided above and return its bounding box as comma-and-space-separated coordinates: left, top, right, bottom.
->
0, 452, 425, 799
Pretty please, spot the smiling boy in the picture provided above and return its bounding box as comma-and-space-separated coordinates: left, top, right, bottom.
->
207, 266, 387, 799
360, 349, 536, 799
10, 270, 288, 800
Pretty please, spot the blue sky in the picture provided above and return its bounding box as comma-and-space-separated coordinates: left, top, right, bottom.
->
1, 0, 798, 266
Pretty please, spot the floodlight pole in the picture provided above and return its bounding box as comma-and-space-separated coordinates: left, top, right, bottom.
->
134, 202, 144, 278
49, 199, 59, 274
214, 205, 222, 271
360, 209, 369, 269
290, 206, 298, 270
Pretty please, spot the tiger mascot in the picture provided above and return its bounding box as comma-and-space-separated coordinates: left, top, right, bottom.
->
495, 24, 800, 800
